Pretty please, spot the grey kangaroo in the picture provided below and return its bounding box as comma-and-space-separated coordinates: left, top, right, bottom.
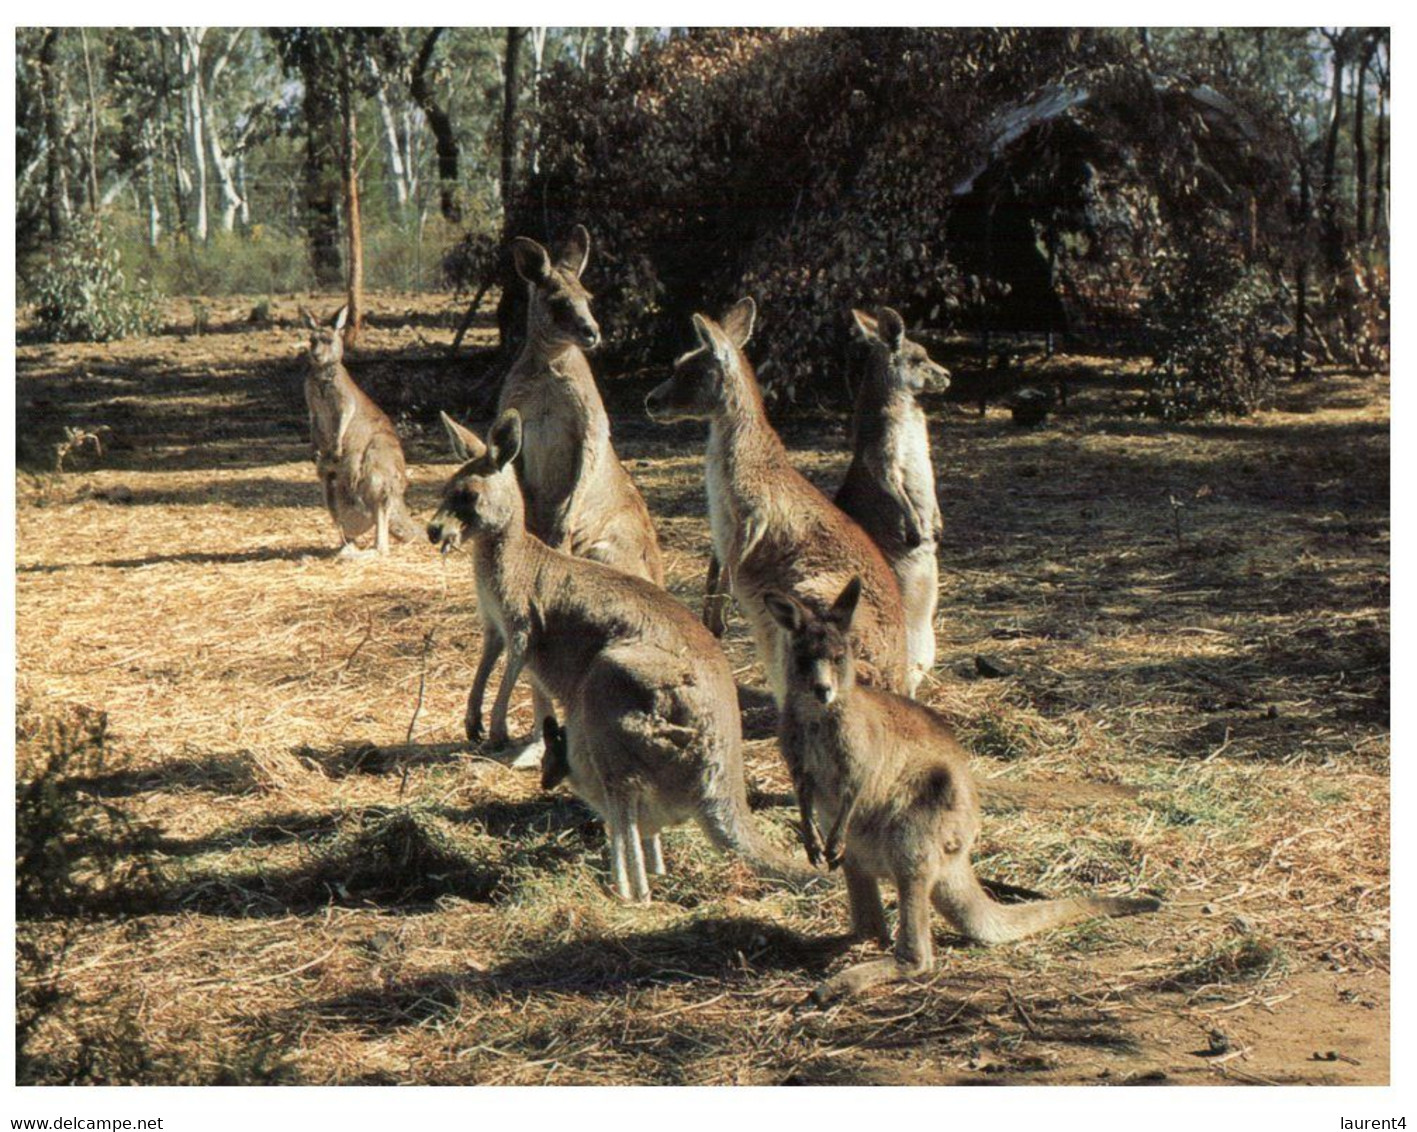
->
645, 299, 909, 704
765, 578, 1160, 1006
302, 305, 419, 557
834, 307, 949, 695
479, 226, 664, 750
427, 408, 813, 901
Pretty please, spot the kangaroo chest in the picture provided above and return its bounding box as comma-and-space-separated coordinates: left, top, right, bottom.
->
504, 363, 606, 521
305, 379, 346, 453
787, 711, 857, 811
891, 410, 937, 523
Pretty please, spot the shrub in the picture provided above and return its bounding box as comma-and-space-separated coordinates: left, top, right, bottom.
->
510, 29, 1290, 401
15, 702, 169, 1083
30, 217, 160, 343
15, 703, 162, 917
1140, 235, 1284, 417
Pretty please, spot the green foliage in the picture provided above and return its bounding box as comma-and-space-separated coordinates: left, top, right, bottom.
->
108, 219, 465, 297
29, 217, 159, 343
1140, 235, 1284, 417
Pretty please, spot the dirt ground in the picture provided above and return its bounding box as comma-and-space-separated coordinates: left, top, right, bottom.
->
14, 292, 1390, 1085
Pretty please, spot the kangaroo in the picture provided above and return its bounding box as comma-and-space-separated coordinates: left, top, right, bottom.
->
427, 408, 814, 901
764, 578, 1160, 1006
834, 308, 949, 695
302, 305, 420, 558
480, 226, 664, 750
644, 299, 909, 704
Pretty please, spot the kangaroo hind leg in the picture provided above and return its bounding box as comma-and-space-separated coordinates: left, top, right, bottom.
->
810, 873, 934, 1007
607, 791, 651, 904
844, 861, 891, 949
642, 834, 666, 876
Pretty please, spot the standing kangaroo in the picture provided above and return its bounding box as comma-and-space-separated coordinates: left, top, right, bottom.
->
645, 299, 909, 703
765, 578, 1160, 1006
302, 305, 420, 557
427, 408, 813, 901
834, 308, 949, 695
480, 226, 664, 749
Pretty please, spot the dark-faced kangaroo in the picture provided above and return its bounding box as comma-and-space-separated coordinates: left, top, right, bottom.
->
302, 305, 420, 557
834, 307, 949, 694
645, 299, 909, 704
427, 409, 813, 901
765, 578, 1160, 1006
479, 226, 664, 752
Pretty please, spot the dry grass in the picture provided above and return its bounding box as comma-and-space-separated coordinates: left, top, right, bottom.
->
14, 293, 1389, 1084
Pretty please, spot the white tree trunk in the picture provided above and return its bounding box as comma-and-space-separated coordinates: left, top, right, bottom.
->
235, 151, 251, 229
205, 121, 242, 231
366, 54, 411, 217
139, 122, 161, 246
402, 104, 419, 203
203, 29, 245, 233
169, 27, 209, 242
530, 27, 547, 175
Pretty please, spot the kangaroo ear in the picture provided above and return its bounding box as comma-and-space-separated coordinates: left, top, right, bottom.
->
301, 306, 318, 331
556, 224, 591, 278
331, 305, 349, 332
488, 409, 524, 470
763, 591, 806, 634
850, 308, 880, 342
692, 313, 736, 366
827, 576, 864, 631
721, 296, 756, 348
440, 410, 485, 463
876, 307, 906, 351
511, 237, 553, 284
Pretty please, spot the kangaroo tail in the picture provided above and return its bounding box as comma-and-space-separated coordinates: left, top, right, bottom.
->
695, 795, 827, 892
935, 865, 1159, 945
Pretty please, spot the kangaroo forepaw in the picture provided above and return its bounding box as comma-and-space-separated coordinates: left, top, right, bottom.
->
824, 839, 846, 871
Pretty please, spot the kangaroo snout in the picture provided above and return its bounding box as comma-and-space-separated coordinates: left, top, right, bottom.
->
580, 322, 602, 350
427, 518, 459, 554
813, 683, 836, 705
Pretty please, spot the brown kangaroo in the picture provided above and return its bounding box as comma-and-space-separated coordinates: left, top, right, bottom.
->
764, 578, 1160, 1006
427, 408, 814, 901
480, 226, 664, 750
644, 299, 909, 703
834, 307, 949, 695
302, 305, 420, 557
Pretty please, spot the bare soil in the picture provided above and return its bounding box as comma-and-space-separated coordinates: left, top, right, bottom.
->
15, 292, 1389, 1085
